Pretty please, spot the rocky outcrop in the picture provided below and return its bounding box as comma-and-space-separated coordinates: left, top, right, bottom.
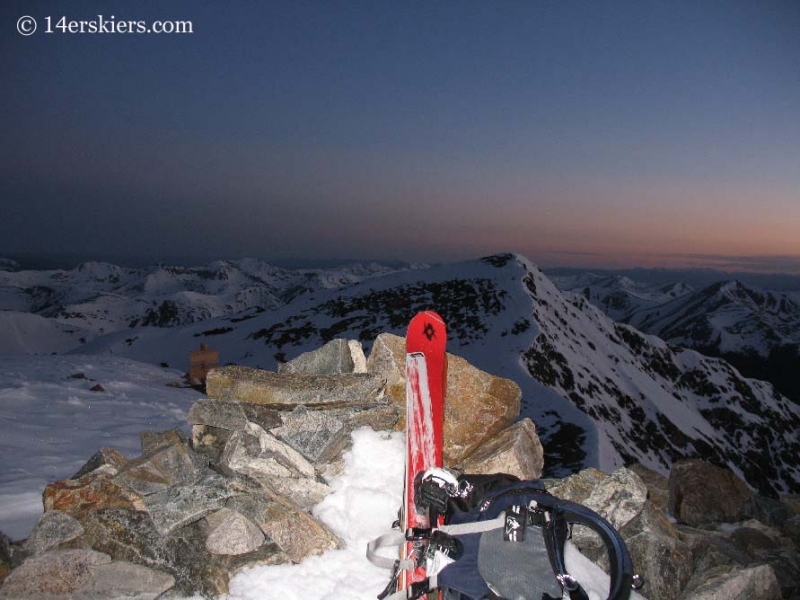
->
0, 549, 175, 600
205, 365, 386, 409
3, 335, 798, 600
365, 332, 521, 462
460, 417, 544, 479
669, 459, 756, 527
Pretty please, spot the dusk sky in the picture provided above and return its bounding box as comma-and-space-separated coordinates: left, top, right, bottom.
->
2, 1, 799, 272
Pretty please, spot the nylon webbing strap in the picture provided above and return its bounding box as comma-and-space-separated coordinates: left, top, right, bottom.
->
366, 531, 414, 571
438, 514, 505, 536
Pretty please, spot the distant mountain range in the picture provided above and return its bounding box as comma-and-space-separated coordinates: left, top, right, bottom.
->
0, 259, 420, 353
2, 253, 798, 495
551, 272, 800, 405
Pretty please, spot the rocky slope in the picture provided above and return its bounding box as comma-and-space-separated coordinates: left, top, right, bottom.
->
554, 273, 800, 405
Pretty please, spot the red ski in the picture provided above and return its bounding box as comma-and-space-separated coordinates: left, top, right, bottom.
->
398, 311, 447, 595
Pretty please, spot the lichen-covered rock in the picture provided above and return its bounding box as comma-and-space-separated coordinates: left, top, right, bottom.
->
43, 473, 146, 521
192, 424, 234, 462
206, 365, 387, 409
60, 508, 283, 597
544, 467, 608, 504
139, 427, 189, 455
669, 460, 756, 528
71, 447, 129, 480
187, 399, 282, 432
680, 564, 781, 600
21, 511, 84, 555
460, 418, 544, 480
203, 508, 265, 556
220, 423, 329, 510
112, 438, 208, 496
77, 560, 175, 600
278, 338, 360, 375
270, 404, 400, 464
0, 548, 110, 599
625, 531, 693, 600
142, 472, 235, 535
227, 492, 342, 563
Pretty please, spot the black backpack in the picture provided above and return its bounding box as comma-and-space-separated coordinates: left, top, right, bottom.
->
369, 472, 642, 600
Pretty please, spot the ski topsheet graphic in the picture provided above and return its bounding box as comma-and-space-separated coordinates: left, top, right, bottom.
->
399, 311, 447, 594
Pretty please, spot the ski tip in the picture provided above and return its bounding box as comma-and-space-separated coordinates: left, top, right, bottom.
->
407, 311, 447, 348
411, 311, 444, 325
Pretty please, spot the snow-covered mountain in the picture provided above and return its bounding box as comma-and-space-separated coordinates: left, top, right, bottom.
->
554, 273, 800, 405
76, 253, 800, 497
0, 259, 418, 353
550, 273, 694, 321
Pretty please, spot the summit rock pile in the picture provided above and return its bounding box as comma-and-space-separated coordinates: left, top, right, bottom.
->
0, 335, 797, 600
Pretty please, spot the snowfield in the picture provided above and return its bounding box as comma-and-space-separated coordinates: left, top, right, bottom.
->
0, 355, 199, 540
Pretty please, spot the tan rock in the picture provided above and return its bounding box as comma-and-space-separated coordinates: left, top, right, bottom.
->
206, 365, 386, 409
443, 353, 521, 463
228, 492, 342, 563
628, 462, 669, 512
0, 548, 110, 598
669, 459, 756, 527
366, 333, 522, 463
460, 418, 544, 479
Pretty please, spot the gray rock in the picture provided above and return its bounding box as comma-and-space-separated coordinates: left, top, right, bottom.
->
680, 564, 782, 600
270, 406, 347, 463
582, 468, 649, 532
754, 495, 795, 529
143, 472, 235, 535
544, 468, 609, 504
270, 404, 400, 464
0, 548, 110, 599
187, 399, 282, 432
63, 508, 285, 597
228, 492, 342, 563
366, 333, 407, 388
112, 439, 208, 496
71, 447, 129, 480
203, 508, 265, 556
78, 560, 175, 600
678, 525, 755, 575
192, 424, 233, 462
349, 340, 368, 373
1, 532, 12, 584
669, 460, 756, 528
278, 338, 356, 375
21, 511, 84, 555
139, 427, 189, 455
626, 531, 693, 600
782, 494, 800, 516
220, 423, 329, 511
629, 463, 670, 513
460, 418, 544, 480
206, 365, 387, 409
786, 515, 800, 551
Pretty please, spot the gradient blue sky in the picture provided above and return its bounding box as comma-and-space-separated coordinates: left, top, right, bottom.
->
2, 1, 799, 271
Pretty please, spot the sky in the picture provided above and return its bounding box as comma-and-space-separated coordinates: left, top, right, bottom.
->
2, 1, 799, 272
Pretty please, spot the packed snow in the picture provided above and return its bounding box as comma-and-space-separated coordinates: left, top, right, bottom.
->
226, 428, 637, 600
